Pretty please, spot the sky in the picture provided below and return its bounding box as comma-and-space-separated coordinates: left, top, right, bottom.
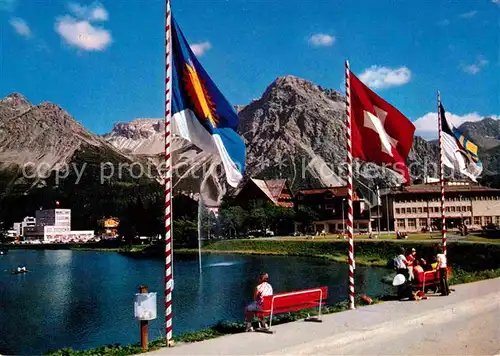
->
1, 0, 499, 138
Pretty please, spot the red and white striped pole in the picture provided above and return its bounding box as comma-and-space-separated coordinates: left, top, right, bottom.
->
164, 0, 174, 345
437, 90, 447, 255
345, 60, 355, 310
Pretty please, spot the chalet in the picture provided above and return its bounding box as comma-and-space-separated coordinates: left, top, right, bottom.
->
234, 178, 294, 208
294, 186, 371, 234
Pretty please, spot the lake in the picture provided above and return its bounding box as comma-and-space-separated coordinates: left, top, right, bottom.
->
0, 250, 393, 355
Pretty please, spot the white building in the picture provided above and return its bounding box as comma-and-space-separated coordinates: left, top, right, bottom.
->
24, 209, 94, 243
13, 216, 36, 236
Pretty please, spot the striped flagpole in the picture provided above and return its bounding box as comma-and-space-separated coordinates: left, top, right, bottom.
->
164, 0, 174, 345
437, 90, 447, 255
345, 60, 355, 310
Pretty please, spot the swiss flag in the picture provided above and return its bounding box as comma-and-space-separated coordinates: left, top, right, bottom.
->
349, 72, 415, 182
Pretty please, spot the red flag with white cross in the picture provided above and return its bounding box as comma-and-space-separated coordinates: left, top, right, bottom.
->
349, 72, 415, 182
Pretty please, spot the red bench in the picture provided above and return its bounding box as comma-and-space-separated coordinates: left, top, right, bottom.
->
251, 286, 328, 332
413, 266, 451, 292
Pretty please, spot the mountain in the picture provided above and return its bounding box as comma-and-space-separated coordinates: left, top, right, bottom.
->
1, 77, 498, 229
459, 118, 500, 151
238, 75, 439, 191
0, 94, 164, 233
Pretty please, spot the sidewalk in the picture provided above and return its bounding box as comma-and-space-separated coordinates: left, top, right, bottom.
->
148, 277, 500, 355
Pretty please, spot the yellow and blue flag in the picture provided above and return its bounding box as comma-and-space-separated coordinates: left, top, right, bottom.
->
439, 103, 482, 181
171, 18, 245, 187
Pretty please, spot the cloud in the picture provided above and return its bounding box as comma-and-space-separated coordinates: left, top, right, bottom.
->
358, 66, 412, 89
0, 0, 16, 11
493, 0, 500, 5
458, 10, 478, 19
413, 112, 500, 139
463, 64, 481, 75
55, 15, 111, 51
437, 19, 450, 26
308, 33, 335, 47
461, 56, 488, 75
9, 17, 31, 38
68, 2, 108, 21
190, 41, 212, 56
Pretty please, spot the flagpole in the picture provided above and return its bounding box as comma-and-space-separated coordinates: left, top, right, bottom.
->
164, 0, 174, 346
345, 60, 355, 310
437, 90, 447, 255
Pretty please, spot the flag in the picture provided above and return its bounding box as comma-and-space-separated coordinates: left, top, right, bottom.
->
439, 103, 482, 181
349, 72, 415, 182
171, 18, 246, 187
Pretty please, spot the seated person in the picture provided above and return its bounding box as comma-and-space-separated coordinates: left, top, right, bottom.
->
245, 272, 273, 331
413, 259, 424, 275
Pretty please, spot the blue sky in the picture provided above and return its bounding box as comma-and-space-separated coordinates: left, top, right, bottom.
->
1, 0, 499, 138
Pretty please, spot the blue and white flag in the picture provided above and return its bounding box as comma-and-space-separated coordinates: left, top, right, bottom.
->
171, 18, 246, 187
440, 103, 482, 181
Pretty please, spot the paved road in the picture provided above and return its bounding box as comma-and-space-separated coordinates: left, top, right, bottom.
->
148, 278, 500, 355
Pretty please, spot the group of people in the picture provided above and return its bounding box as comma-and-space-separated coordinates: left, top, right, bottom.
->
394, 247, 450, 296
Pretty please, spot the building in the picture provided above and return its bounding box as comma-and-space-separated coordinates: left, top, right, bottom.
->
294, 186, 371, 233
97, 217, 120, 238
24, 209, 94, 242
12, 216, 36, 236
386, 181, 500, 232
234, 178, 294, 208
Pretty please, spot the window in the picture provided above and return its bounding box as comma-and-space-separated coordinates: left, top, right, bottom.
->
412, 208, 417, 214
461, 206, 467, 212
417, 207, 423, 213
466, 206, 472, 212
450, 207, 456, 212
423, 207, 428, 213
397, 219, 406, 229
407, 219, 417, 229
474, 216, 481, 225
446, 207, 450, 212
495, 216, 500, 225
395, 208, 401, 214
485, 216, 492, 224
406, 208, 412, 214
434, 207, 440, 213
419, 218, 427, 227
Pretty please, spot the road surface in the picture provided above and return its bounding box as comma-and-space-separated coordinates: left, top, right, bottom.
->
148, 277, 500, 355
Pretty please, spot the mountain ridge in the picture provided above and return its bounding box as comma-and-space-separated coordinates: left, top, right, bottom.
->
1, 76, 498, 220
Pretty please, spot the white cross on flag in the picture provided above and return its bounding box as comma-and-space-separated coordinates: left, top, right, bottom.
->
349, 71, 415, 182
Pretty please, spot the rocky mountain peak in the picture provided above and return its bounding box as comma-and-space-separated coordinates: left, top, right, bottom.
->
106, 118, 164, 154
0, 92, 33, 121
261, 75, 336, 105
459, 117, 500, 151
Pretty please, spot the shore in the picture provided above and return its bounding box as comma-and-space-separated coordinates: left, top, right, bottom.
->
30, 238, 500, 355
146, 277, 500, 355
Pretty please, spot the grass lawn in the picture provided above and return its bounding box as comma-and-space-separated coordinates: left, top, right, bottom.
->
276, 232, 442, 242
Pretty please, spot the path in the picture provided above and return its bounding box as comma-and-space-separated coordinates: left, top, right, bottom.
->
148, 277, 500, 355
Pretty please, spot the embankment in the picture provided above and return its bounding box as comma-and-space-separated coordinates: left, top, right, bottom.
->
122, 239, 500, 271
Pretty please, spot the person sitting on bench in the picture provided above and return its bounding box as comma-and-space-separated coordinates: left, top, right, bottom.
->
245, 272, 273, 331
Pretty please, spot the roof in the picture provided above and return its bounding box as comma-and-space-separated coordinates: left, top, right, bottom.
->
296, 186, 349, 197
392, 183, 500, 195
250, 178, 289, 204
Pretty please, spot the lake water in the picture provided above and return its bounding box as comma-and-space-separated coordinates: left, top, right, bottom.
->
0, 250, 393, 355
